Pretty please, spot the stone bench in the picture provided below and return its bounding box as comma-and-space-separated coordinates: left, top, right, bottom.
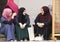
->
0, 34, 5, 41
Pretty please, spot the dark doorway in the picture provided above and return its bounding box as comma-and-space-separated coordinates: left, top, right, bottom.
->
0, 0, 7, 18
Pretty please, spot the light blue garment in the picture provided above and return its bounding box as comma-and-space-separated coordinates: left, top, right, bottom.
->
0, 17, 15, 41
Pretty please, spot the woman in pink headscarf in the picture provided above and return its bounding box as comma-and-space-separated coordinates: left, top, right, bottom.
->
0, 8, 16, 41
5, 0, 18, 26
2, 8, 12, 21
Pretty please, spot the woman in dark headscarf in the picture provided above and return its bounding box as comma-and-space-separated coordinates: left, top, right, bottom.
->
34, 6, 52, 40
15, 7, 30, 41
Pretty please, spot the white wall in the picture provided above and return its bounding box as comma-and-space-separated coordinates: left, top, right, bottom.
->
14, 0, 52, 25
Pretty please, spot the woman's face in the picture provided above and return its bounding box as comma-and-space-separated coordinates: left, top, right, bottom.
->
9, 12, 12, 16
23, 10, 26, 15
41, 8, 44, 15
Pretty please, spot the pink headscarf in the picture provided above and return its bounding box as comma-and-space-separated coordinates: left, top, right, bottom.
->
6, 0, 18, 14
2, 8, 12, 21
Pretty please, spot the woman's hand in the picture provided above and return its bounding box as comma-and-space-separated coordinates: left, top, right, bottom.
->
40, 23, 44, 28
13, 13, 17, 17
19, 23, 26, 29
22, 23, 26, 28
19, 23, 23, 29
37, 23, 44, 28
12, 13, 17, 19
11, 16, 14, 19
41, 23, 44, 26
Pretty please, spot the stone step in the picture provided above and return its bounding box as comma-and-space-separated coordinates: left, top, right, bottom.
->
0, 34, 5, 41
0, 34, 5, 38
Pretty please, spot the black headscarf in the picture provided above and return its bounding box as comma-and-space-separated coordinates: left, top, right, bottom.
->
17, 7, 27, 24
42, 6, 50, 15
35, 6, 52, 23
18, 7, 25, 16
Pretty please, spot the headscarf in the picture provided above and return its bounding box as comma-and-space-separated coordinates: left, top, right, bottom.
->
18, 7, 25, 14
2, 8, 12, 21
18, 7, 26, 17
17, 7, 26, 23
42, 6, 50, 15
35, 6, 52, 23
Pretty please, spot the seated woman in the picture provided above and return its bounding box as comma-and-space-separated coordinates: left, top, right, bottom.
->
34, 6, 52, 40
0, 8, 16, 41
15, 7, 30, 41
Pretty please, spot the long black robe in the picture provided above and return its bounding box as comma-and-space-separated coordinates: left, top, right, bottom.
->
34, 13, 52, 40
